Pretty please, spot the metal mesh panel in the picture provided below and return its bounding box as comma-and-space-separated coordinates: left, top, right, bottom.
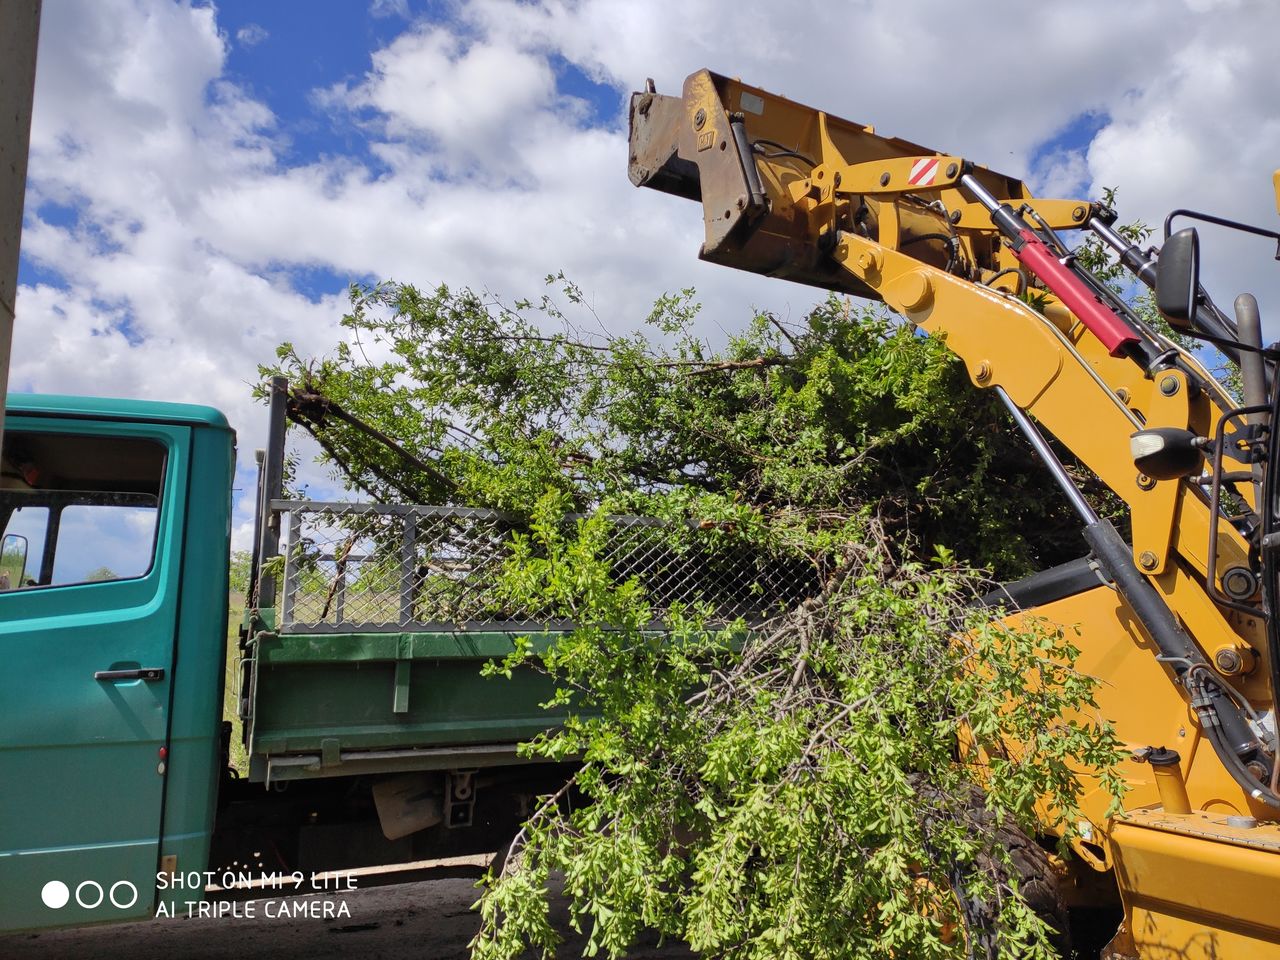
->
269, 501, 819, 633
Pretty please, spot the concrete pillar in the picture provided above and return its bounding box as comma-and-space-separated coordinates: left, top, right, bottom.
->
0, 1, 42, 448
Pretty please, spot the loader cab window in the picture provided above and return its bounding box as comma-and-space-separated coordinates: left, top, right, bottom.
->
0, 431, 166, 589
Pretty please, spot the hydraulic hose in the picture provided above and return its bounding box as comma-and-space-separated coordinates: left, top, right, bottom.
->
995, 388, 1280, 807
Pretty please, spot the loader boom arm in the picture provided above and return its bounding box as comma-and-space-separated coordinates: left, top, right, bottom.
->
629, 70, 1250, 598
629, 70, 1280, 819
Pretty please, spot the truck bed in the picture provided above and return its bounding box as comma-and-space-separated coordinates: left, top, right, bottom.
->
243, 501, 814, 783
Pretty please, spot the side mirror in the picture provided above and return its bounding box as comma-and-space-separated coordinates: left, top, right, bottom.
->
2, 533, 29, 589
1156, 227, 1200, 329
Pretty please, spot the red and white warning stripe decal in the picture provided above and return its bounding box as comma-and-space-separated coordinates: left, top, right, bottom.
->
907, 157, 940, 186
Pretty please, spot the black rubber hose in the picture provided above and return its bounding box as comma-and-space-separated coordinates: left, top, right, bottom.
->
1083, 519, 1280, 806
1194, 671, 1280, 808
1083, 520, 1255, 749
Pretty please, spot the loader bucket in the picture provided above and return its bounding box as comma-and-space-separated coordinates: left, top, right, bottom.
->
626, 69, 1052, 302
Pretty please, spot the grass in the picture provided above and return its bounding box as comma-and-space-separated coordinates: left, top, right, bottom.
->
223, 592, 250, 777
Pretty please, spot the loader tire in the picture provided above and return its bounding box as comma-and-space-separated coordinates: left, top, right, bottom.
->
951, 814, 1071, 960
1002, 823, 1070, 958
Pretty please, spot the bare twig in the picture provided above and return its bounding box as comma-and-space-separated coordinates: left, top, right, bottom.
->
680, 356, 790, 377
764, 311, 802, 351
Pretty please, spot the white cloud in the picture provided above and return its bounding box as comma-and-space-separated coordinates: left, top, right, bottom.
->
321, 26, 560, 173
1084, 12, 1280, 328
236, 23, 268, 47
14, 0, 1280, 543
1031, 148, 1092, 202
19, 2, 328, 444
369, 0, 410, 19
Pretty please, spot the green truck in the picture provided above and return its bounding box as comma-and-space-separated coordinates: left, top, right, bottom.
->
0, 378, 568, 932
0, 377, 797, 932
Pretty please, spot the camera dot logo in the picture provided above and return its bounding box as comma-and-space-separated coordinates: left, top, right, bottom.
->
76, 882, 104, 909
40, 878, 138, 910
41, 880, 70, 909
110, 881, 139, 910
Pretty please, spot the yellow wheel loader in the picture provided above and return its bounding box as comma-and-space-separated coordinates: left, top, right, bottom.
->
629, 69, 1280, 959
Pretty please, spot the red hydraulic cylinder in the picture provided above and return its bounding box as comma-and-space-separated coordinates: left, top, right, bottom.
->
958, 172, 1142, 358
1012, 229, 1141, 357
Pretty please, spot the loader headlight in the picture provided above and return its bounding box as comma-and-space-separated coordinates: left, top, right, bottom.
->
1129, 427, 1205, 480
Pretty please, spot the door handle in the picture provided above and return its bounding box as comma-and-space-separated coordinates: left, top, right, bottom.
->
94, 668, 165, 682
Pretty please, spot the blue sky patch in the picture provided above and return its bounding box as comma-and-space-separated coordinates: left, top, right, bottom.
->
1033, 110, 1110, 160
273, 263, 371, 303
214, 1, 432, 168
550, 54, 625, 128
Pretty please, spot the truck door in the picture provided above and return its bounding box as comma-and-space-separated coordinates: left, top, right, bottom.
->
0, 418, 189, 930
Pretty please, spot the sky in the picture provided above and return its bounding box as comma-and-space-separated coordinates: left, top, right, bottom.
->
13, 0, 1280, 551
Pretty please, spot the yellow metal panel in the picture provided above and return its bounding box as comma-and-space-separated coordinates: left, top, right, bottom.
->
835, 234, 1067, 407
1110, 813, 1280, 957
813, 153, 965, 194
1005, 587, 1187, 823
1003, 583, 1275, 825
1127, 370, 1191, 575
950, 198, 1091, 231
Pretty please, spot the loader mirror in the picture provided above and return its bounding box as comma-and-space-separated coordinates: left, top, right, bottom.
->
1156, 227, 1200, 329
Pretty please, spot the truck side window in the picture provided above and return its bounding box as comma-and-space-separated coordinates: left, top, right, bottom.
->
0, 431, 166, 588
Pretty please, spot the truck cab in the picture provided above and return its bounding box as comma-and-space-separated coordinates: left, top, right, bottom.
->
0, 394, 234, 929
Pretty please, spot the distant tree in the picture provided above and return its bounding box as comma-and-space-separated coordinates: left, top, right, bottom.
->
228, 549, 252, 596
84, 566, 117, 582
0, 542, 27, 586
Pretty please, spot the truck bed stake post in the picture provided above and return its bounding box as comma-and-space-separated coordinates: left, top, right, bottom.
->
247, 448, 266, 604
256, 375, 289, 610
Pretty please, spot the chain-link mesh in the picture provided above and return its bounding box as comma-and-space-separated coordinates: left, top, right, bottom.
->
269, 501, 820, 633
